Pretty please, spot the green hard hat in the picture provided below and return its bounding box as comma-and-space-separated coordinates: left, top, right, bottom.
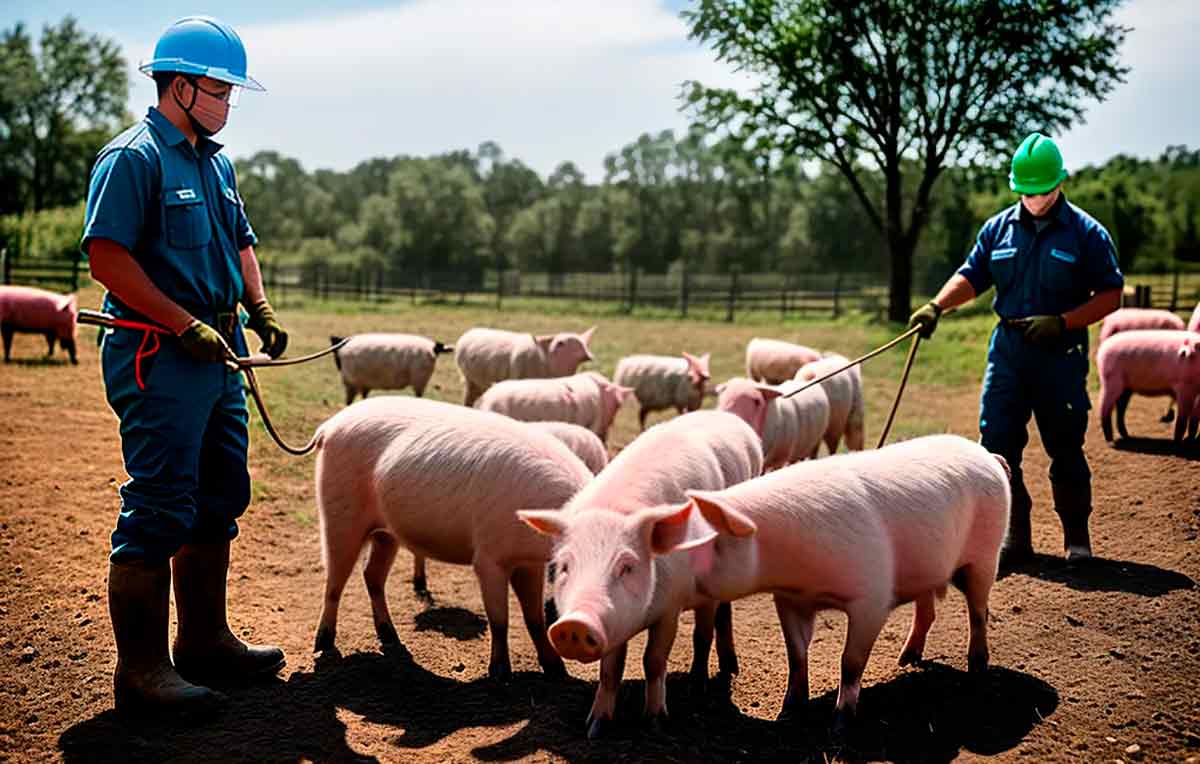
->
1009, 133, 1068, 195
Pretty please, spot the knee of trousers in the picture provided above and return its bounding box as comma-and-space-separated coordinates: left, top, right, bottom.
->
190, 478, 251, 544
110, 486, 200, 563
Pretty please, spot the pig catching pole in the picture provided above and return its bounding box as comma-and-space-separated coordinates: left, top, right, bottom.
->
780, 323, 924, 448
79, 309, 345, 456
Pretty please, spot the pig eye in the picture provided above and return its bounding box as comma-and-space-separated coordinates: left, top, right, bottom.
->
617, 562, 634, 578
558, 562, 568, 577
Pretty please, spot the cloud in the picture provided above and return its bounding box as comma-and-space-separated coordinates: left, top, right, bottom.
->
122, 0, 749, 180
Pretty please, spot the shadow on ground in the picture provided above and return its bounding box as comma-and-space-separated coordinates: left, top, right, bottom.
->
58, 648, 1056, 764
1004, 553, 1195, 597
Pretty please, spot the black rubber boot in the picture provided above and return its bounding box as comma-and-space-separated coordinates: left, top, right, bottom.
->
108, 560, 226, 720
1052, 481, 1093, 561
171, 541, 286, 685
998, 476, 1035, 572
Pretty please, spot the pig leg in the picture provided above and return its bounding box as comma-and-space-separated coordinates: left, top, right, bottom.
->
510, 565, 566, 678
714, 600, 738, 675
897, 591, 937, 666
361, 388, 371, 399
1174, 385, 1198, 443
1115, 390, 1133, 439
473, 559, 513, 680
823, 430, 841, 455
62, 337, 76, 364
959, 563, 995, 673
344, 385, 357, 405
412, 554, 429, 597
315, 532, 367, 654
463, 381, 483, 407
689, 601, 716, 682
833, 599, 889, 729
638, 407, 650, 431
1098, 380, 1122, 442
774, 595, 815, 721
44, 331, 56, 357
586, 641, 628, 739
2, 325, 12, 362
642, 613, 680, 726
363, 530, 401, 648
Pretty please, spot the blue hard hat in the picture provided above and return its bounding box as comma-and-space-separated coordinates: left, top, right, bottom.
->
139, 16, 264, 91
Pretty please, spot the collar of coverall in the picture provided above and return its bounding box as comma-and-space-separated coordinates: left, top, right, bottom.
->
146, 106, 224, 159
1016, 190, 1070, 229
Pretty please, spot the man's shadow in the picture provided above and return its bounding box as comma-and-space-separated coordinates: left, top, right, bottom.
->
1001, 553, 1195, 596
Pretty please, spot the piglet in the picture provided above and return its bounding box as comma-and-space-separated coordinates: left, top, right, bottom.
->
657, 435, 1010, 728
519, 410, 763, 737
312, 396, 593, 679
0, 286, 78, 363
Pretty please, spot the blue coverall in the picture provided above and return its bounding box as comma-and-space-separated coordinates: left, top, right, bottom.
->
957, 194, 1124, 535
81, 106, 258, 563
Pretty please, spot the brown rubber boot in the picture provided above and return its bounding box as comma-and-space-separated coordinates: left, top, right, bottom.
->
998, 477, 1035, 572
171, 541, 286, 685
108, 560, 226, 719
1052, 481, 1093, 561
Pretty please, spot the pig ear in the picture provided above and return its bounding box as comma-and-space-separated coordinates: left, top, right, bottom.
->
616, 385, 635, 403
754, 383, 783, 400
518, 510, 568, 537
534, 334, 555, 350
686, 491, 757, 537
581, 326, 596, 346
645, 502, 717, 556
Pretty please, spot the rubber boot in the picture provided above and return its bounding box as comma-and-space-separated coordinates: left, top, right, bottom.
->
997, 476, 1034, 571
171, 541, 286, 685
1052, 481, 1093, 562
108, 560, 226, 719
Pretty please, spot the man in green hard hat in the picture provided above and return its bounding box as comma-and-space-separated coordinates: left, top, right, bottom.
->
908, 132, 1124, 569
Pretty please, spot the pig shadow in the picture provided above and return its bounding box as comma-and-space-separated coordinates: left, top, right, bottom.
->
413, 605, 488, 641
1112, 437, 1200, 461
474, 663, 1056, 763
7, 356, 73, 367
1009, 554, 1195, 597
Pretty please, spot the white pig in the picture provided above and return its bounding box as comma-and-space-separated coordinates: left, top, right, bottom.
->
519, 410, 763, 738
716, 377, 830, 471
312, 396, 593, 679
794, 354, 865, 453
656, 435, 1010, 727
614, 352, 711, 430
745, 337, 822, 384
477, 371, 633, 442
455, 326, 596, 406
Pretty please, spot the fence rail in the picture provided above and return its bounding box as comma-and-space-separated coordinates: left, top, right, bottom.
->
0, 249, 85, 292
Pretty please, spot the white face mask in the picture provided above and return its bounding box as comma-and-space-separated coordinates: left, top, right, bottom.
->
1021, 188, 1060, 218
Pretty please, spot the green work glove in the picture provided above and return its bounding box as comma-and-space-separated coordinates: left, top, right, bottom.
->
245, 300, 288, 359
178, 320, 229, 364
907, 301, 942, 339
1021, 315, 1066, 347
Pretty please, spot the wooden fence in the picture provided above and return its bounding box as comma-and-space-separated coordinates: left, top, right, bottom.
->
0, 249, 85, 292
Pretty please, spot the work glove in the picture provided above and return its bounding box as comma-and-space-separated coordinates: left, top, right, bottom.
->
245, 299, 288, 359
178, 320, 229, 364
907, 301, 942, 339
1020, 314, 1066, 347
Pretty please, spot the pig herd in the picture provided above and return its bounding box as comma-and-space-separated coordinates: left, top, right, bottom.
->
311, 324, 1013, 736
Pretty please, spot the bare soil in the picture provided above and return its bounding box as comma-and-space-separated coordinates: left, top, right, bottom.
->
1, 322, 1198, 763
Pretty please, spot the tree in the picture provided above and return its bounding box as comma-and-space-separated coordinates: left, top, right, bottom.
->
684, 0, 1129, 321
0, 17, 128, 214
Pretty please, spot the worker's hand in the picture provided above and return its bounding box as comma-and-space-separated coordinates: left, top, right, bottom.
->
1020, 314, 1067, 347
907, 301, 942, 339
178, 320, 229, 363
245, 300, 288, 359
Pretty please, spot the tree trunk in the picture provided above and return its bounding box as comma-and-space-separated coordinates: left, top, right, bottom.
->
887, 232, 914, 323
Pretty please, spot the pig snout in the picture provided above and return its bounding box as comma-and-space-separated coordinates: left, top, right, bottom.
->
549, 611, 607, 661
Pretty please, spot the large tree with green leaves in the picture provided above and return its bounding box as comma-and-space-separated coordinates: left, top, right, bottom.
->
0, 17, 128, 214
684, 0, 1129, 321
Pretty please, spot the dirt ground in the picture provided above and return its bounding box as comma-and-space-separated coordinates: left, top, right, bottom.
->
1, 323, 1198, 763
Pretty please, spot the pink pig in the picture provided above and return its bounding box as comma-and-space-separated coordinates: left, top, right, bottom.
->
745, 337, 822, 384
1189, 303, 1200, 333
455, 326, 596, 406
716, 377, 830, 471
1097, 329, 1200, 442
312, 396, 593, 679
519, 410, 763, 738
477, 371, 633, 442
1098, 308, 1185, 344
661, 435, 1010, 728
0, 286, 78, 364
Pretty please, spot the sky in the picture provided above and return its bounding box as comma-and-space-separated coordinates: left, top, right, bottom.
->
4, 0, 1198, 182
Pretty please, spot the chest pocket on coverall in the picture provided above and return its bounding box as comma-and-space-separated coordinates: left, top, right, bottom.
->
164, 190, 212, 250
989, 247, 1017, 291
1041, 247, 1078, 296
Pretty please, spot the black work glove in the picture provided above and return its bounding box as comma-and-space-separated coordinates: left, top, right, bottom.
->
1020, 315, 1066, 347
907, 301, 942, 339
178, 320, 229, 363
245, 299, 288, 359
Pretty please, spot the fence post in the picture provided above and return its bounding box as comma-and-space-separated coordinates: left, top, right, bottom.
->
833, 272, 843, 318
726, 267, 740, 323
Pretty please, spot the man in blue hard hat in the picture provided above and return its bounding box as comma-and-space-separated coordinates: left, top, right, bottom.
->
81, 16, 289, 718
908, 133, 1124, 571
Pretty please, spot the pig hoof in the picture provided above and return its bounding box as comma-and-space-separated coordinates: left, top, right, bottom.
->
586, 714, 612, 740
488, 661, 513, 682
375, 621, 401, 647
968, 652, 990, 674
313, 626, 336, 654
644, 712, 669, 735
898, 648, 923, 667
